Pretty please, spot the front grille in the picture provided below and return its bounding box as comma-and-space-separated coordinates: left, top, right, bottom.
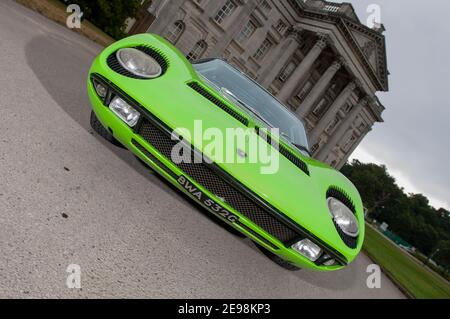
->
107, 45, 169, 79
187, 82, 249, 126
236, 221, 279, 250
327, 187, 358, 249
137, 118, 299, 243
255, 127, 310, 176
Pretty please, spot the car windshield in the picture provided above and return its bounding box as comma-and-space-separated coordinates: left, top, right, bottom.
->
193, 59, 309, 152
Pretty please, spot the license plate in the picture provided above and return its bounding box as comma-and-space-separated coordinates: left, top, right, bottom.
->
177, 175, 239, 223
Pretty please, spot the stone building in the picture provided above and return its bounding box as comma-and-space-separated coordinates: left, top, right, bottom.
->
133, 0, 389, 169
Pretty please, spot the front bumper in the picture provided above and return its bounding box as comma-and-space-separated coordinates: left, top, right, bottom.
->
88, 73, 347, 271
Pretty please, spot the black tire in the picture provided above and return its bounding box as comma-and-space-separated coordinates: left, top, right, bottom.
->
90, 110, 125, 148
135, 155, 153, 170
255, 243, 301, 271
221, 222, 246, 238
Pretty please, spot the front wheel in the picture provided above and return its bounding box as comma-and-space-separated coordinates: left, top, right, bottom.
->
255, 243, 301, 271
90, 110, 125, 148
220, 221, 246, 238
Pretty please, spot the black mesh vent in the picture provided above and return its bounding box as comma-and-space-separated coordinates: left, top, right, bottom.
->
107, 45, 168, 79
187, 82, 249, 126
255, 127, 310, 176
327, 186, 358, 249
137, 118, 299, 243
236, 221, 279, 250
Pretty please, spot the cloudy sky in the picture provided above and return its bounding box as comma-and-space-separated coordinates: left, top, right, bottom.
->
327, 0, 450, 210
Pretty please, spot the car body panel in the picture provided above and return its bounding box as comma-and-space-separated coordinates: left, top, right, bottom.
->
87, 33, 365, 270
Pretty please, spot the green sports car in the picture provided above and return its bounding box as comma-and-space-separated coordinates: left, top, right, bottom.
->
87, 33, 364, 271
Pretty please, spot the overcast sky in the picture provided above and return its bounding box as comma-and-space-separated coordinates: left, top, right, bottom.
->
327, 0, 450, 210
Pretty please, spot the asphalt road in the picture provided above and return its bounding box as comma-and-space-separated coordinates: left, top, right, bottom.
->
0, 0, 405, 298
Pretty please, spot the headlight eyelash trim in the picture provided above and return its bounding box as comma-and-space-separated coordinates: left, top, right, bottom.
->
326, 186, 356, 214
107, 45, 169, 79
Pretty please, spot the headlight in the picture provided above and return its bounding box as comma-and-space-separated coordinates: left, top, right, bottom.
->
291, 238, 322, 262
327, 197, 359, 237
116, 48, 162, 79
94, 81, 107, 98
109, 96, 140, 127
321, 254, 336, 266
323, 259, 336, 266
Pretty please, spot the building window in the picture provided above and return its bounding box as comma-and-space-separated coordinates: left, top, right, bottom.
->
324, 4, 340, 12
259, 0, 271, 15
296, 80, 313, 102
248, 72, 256, 80
359, 122, 367, 131
343, 133, 357, 152
165, 21, 184, 44
236, 20, 257, 43
326, 116, 340, 134
312, 98, 328, 116
187, 41, 207, 61
268, 87, 277, 95
275, 20, 287, 34
311, 142, 320, 154
253, 37, 273, 60
279, 61, 296, 82
214, 1, 236, 24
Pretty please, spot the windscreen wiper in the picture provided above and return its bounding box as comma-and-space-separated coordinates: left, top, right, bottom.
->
220, 87, 311, 157
280, 132, 312, 157
220, 87, 273, 128
292, 143, 312, 157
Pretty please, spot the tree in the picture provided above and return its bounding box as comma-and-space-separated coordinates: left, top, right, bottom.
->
341, 160, 404, 216
341, 160, 450, 260
63, 0, 142, 39
434, 240, 450, 270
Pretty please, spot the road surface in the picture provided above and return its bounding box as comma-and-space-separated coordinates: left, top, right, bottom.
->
0, 0, 404, 298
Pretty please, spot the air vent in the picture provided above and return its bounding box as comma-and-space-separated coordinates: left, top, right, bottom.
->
107, 45, 169, 79
187, 82, 249, 126
326, 186, 358, 249
255, 127, 310, 176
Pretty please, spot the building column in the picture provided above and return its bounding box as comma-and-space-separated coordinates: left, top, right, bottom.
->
296, 59, 344, 118
259, 34, 300, 87
277, 36, 328, 102
308, 81, 357, 145
315, 97, 367, 161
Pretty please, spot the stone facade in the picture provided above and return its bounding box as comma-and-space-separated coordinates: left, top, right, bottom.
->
139, 0, 389, 169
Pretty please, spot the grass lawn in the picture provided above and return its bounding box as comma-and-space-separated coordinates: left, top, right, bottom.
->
363, 224, 450, 299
